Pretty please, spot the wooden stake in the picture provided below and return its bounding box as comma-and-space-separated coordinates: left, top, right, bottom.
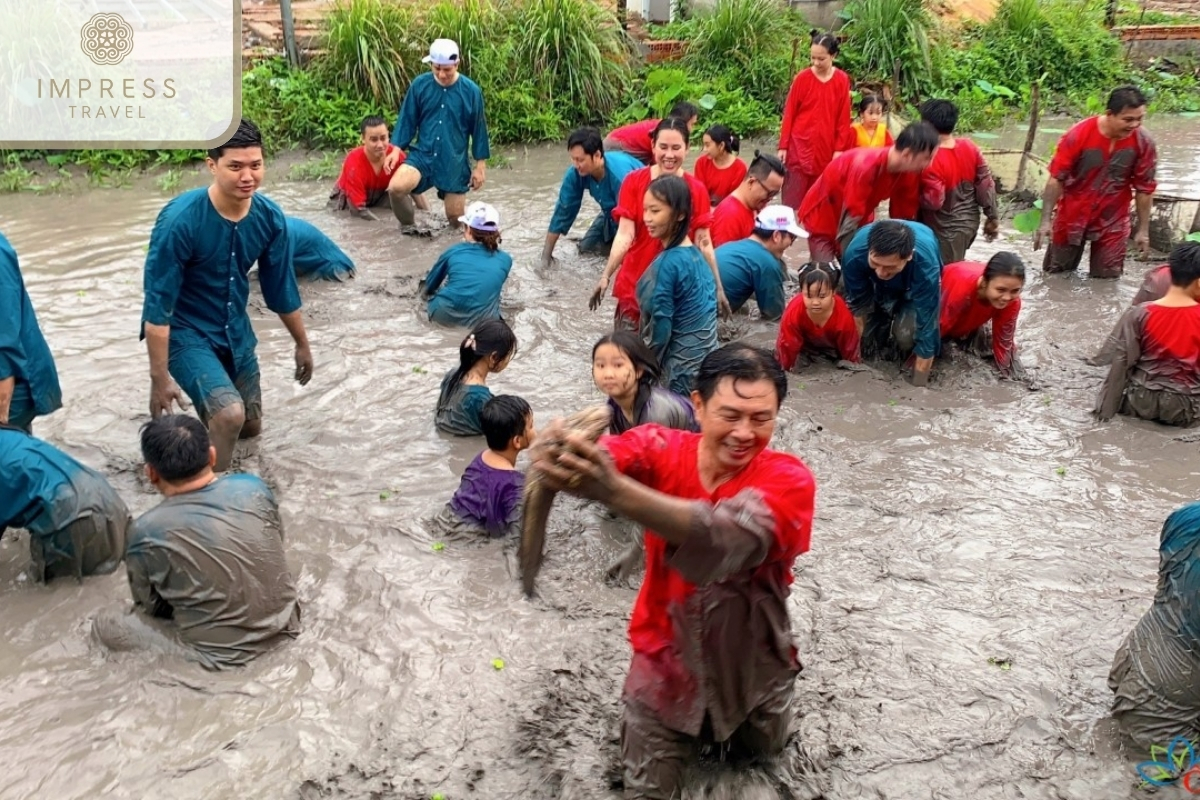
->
1015, 82, 1040, 193
279, 0, 300, 68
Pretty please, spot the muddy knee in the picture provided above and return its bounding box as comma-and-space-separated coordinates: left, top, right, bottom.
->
443, 193, 467, 225
239, 418, 262, 440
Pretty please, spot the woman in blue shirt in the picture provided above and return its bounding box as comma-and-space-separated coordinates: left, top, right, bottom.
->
421, 202, 513, 328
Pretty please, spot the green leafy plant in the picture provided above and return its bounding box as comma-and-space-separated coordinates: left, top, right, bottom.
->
839, 0, 932, 97
318, 0, 418, 106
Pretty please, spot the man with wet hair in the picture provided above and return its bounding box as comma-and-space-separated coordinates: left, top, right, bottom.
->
798, 121, 939, 261
841, 219, 943, 386
529, 343, 815, 800
1034, 85, 1157, 278
917, 99, 999, 264
709, 152, 787, 247
100, 414, 300, 670
541, 127, 643, 265
0, 231, 61, 432
387, 38, 490, 235
0, 425, 129, 582
603, 101, 700, 166
141, 117, 314, 472
328, 114, 426, 220
1095, 241, 1200, 426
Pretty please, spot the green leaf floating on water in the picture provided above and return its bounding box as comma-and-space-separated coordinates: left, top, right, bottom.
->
379, 490, 392, 501
988, 656, 1013, 670
432, 542, 445, 552
1013, 208, 1042, 234
492, 658, 505, 670
1187, 231, 1200, 243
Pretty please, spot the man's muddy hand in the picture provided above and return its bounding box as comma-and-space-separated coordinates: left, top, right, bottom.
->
149, 376, 187, 417
295, 344, 314, 386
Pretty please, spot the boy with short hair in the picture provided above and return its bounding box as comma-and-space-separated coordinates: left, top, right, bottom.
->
444, 395, 535, 537
329, 115, 425, 220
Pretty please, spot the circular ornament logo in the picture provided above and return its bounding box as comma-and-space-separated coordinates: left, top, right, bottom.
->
80, 13, 134, 66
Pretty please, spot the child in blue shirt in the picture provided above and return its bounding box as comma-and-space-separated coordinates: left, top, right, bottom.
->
435, 318, 517, 436
422, 202, 513, 328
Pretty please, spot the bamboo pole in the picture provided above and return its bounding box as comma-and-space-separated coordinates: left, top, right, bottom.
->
278, 0, 300, 68
1015, 82, 1040, 193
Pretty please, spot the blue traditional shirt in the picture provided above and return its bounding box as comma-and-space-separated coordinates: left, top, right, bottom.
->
715, 238, 788, 319
548, 151, 642, 236
0, 232, 61, 424
636, 246, 719, 396
842, 220, 943, 359
422, 241, 512, 328
435, 369, 493, 436
288, 217, 355, 281
392, 72, 490, 193
141, 188, 302, 368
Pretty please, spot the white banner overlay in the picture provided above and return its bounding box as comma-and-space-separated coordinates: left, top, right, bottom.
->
1, 0, 240, 148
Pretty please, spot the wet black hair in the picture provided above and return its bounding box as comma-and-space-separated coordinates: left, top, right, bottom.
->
668, 101, 700, 123
704, 124, 739, 155
798, 261, 842, 293
651, 116, 691, 145
895, 121, 939, 154
810, 29, 840, 56
857, 94, 885, 115
360, 115, 387, 134
645, 174, 692, 250
567, 127, 604, 156
694, 343, 787, 408
866, 220, 915, 259
481, 394, 532, 451
747, 150, 785, 182
983, 251, 1026, 284
1168, 241, 1200, 287
918, 99, 959, 135
1107, 85, 1148, 115
208, 118, 264, 161
140, 414, 211, 482
439, 319, 517, 407
592, 330, 662, 387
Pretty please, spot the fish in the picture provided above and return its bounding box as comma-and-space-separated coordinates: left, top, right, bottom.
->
519, 405, 612, 596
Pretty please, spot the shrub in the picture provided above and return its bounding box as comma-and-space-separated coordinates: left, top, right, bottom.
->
317, 0, 419, 106
839, 0, 933, 97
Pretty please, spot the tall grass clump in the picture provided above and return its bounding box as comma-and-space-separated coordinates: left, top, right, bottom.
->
318, 0, 418, 105
511, 0, 635, 119
687, 0, 785, 68
839, 0, 933, 97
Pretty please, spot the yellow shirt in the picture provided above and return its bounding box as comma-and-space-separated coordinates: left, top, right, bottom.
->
852, 122, 889, 148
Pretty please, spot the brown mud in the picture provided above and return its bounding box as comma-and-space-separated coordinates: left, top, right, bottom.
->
0, 118, 1198, 800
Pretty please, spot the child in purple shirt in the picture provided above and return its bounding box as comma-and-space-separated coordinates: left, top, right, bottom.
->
446, 395, 536, 537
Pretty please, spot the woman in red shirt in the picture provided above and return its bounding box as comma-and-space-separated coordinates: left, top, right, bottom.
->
775, 262, 861, 368
694, 125, 747, 205
777, 31, 853, 212
590, 117, 730, 328
939, 252, 1026, 378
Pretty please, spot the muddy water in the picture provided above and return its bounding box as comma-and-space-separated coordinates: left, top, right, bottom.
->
0, 122, 1198, 800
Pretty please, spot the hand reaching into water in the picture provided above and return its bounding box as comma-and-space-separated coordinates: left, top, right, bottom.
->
589, 275, 610, 311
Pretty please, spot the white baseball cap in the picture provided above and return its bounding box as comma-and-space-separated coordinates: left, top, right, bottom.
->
459, 201, 500, 232
756, 205, 808, 238
422, 39, 460, 66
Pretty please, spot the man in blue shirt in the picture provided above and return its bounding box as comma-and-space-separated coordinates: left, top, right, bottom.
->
141, 118, 314, 472
0, 424, 129, 581
841, 220, 943, 386
715, 204, 807, 320
287, 217, 356, 282
0, 232, 61, 432
540, 127, 642, 266
387, 39, 490, 236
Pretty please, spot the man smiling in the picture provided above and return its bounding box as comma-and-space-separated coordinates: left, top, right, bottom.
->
530, 343, 815, 800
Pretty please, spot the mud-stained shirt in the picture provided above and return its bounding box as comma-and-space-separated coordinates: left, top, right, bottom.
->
606, 386, 697, 435
709, 195, 756, 248
435, 369, 493, 436
141, 188, 301, 369
612, 168, 713, 314
391, 72, 490, 193
798, 147, 919, 247
778, 67, 852, 177
547, 151, 641, 236
1048, 116, 1157, 244
124, 474, 300, 670
918, 139, 997, 240
694, 155, 747, 206
636, 246, 719, 396
775, 293, 861, 368
1133, 265, 1171, 306
1095, 302, 1200, 420
287, 218, 355, 282
331, 144, 403, 210
0, 232, 61, 423
714, 238, 787, 319
601, 425, 814, 741
939, 261, 1021, 374
421, 242, 512, 329
447, 452, 523, 538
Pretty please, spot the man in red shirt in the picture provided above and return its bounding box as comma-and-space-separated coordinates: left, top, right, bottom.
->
530, 343, 815, 800
918, 99, 999, 264
709, 152, 787, 247
1034, 85, 1157, 278
798, 122, 937, 262
603, 102, 699, 165
328, 116, 426, 220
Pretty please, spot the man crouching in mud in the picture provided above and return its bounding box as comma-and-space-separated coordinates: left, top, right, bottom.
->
530, 343, 815, 799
